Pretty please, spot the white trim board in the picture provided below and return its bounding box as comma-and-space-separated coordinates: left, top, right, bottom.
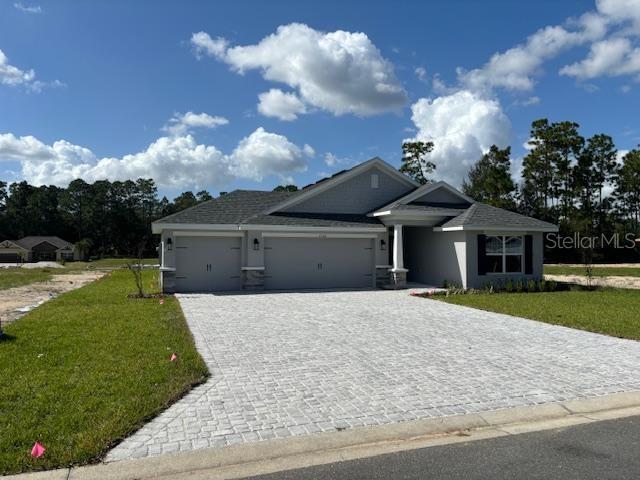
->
262, 232, 378, 239
153, 223, 386, 234
261, 157, 419, 215
173, 231, 244, 237
433, 225, 558, 233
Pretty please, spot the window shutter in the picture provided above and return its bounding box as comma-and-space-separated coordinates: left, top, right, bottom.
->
524, 235, 533, 275
477, 234, 487, 275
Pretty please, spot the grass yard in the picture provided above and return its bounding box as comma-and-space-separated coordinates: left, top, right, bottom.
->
438, 289, 640, 340
544, 265, 640, 277
0, 269, 52, 290
0, 269, 208, 475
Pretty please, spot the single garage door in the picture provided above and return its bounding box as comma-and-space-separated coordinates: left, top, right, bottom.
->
0, 253, 20, 262
174, 236, 242, 292
264, 236, 374, 290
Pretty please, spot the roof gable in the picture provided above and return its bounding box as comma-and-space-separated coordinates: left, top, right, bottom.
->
372, 181, 473, 214
264, 157, 418, 215
0, 240, 28, 250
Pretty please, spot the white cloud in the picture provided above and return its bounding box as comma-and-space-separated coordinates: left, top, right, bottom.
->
560, 37, 640, 79
0, 127, 312, 188
0, 48, 35, 87
458, 17, 605, 93
192, 23, 407, 116
229, 127, 310, 182
191, 32, 228, 59
257, 89, 307, 121
410, 90, 512, 186
14, 2, 41, 14
596, 0, 640, 31
162, 111, 228, 136
324, 152, 341, 166
414, 66, 428, 82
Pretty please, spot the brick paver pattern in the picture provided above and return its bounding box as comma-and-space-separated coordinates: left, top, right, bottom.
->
107, 290, 640, 461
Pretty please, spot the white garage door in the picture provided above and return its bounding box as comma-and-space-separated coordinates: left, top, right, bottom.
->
174, 236, 242, 292
264, 236, 374, 290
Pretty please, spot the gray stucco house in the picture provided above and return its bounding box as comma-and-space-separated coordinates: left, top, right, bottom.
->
152, 157, 557, 293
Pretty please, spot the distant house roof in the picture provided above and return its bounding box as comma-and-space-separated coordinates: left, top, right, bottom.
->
436, 203, 557, 231
15, 236, 75, 250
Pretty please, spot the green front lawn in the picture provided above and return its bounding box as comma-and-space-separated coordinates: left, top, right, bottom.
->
544, 265, 640, 277
438, 289, 640, 340
0, 270, 208, 475
0, 269, 52, 290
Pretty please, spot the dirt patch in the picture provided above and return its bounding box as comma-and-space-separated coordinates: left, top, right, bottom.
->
0, 272, 105, 326
545, 274, 640, 290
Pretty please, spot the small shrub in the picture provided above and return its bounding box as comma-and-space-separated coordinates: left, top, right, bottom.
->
505, 279, 514, 293
527, 279, 538, 292
547, 280, 557, 292
515, 280, 525, 293
537, 279, 545, 292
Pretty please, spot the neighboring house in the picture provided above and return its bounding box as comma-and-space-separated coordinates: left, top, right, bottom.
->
0, 236, 79, 263
152, 157, 558, 293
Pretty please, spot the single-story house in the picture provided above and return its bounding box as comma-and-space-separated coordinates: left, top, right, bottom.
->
152, 157, 558, 293
0, 236, 79, 263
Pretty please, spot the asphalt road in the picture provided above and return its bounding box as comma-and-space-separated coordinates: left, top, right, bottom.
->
245, 416, 640, 480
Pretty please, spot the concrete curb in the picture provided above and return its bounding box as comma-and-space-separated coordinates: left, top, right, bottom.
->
6, 391, 640, 480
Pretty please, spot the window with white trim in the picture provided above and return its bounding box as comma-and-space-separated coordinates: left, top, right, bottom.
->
486, 235, 523, 273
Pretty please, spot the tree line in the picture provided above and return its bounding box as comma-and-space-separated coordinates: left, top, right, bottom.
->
401, 118, 640, 262
0, 178, 215, 258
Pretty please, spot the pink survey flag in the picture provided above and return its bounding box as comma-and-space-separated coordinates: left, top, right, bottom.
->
31, 442, 45, 458
159, 299, 164, 305
170, 353, 177, 362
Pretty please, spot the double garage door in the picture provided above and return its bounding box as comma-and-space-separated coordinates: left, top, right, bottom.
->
173, 235, 374, 292
264, 237, 374, 290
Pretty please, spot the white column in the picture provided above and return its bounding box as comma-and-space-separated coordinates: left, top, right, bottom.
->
392, 224, 407, 272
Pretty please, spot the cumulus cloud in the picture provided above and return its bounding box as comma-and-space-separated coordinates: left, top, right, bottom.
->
14, 2, 41, 14
0, 48, 35, 87
257, 89, 307, 121
560, 37, 640, 79
191, 24, 407, 116
0, 127, 312, 188
414, 67, 428, 82
191, 31, 228, 59
162, 111, 229, 136
409, 90, 512, 186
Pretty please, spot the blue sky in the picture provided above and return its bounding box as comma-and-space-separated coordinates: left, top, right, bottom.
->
1, 0, 640, 199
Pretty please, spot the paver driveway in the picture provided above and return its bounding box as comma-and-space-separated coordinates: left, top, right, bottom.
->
107, 290, 640, 461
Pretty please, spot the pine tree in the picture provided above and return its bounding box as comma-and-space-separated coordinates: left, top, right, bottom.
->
400, 141, 435, 184
462, 145, 516, 209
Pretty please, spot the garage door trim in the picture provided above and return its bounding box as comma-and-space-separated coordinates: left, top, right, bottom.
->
262, 232, 377, 239
174, 231, 243, 237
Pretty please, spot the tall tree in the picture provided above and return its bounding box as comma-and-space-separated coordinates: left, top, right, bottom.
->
615, 149, 640, 232
462, 145, 516, 209
400, 141, 435, 184
196, 190, 213, 202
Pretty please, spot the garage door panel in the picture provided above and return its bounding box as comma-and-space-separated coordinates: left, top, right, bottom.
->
175, 236, 241, 292
264, 237, 373, 290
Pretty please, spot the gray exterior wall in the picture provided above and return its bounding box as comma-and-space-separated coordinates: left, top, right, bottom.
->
465, 231, 544, 289
285, 166, 413, 214
404, 228, 467, 288
159, 228, 389, 292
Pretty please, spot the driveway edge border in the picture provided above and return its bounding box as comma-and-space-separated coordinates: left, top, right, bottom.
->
8, 391, 640, 480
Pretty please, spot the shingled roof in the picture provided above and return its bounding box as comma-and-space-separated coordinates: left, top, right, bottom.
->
15, 236, 75, 250
439, 203, 557, 230
154, 190, 383, 228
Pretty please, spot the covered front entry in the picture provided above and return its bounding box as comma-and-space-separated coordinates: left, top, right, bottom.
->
174, 235, 242, 292
264, 236, 374, 290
